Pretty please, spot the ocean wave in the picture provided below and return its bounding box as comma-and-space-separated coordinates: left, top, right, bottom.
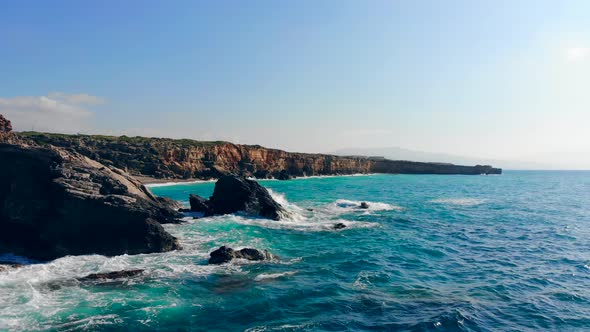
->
430, 198, 487, 206
328, 199, 403, 212
254, 271, 297, 281
290, 173, 375, 180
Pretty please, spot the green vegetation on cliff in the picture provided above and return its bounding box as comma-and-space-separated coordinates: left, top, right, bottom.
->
19, 132, 501, 179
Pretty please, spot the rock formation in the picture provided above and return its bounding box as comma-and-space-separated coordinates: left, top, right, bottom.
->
77, 269, 145, 282
20, 132, 502, 179
333, 223, 347, 230
208, 246, 273, 264
0, 120, 182, 260
190, 175, 288, 220
189, 194, 211, 213
0, 114, 12, 133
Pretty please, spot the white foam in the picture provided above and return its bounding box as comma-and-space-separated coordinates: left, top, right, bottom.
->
290, 173, 375, 180
328, 199, 403, 212
430, 198, 487, 206
254, 271, 297, 281
144, 179, 216, 188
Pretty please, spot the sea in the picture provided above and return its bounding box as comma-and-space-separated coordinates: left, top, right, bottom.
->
1, 171, 589, 331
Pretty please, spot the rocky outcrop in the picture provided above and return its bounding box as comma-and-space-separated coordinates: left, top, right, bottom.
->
0, 115, 11, 133
77, 269, 145, 282
0, 138, 182, 261
189, 194, 211, 213
371, 159, 501, 175
191, 176, 288, 220
333, 223, 347, 230
209, 246, 273, 264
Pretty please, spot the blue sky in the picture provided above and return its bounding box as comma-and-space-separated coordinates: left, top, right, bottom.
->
1, 1, 589, 167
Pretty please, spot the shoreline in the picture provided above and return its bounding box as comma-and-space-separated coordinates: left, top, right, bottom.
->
135, 176, 216, 187
137, 173, 377, 187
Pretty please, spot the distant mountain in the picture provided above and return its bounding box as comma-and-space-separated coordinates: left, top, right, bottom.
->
330, 147, 550, 170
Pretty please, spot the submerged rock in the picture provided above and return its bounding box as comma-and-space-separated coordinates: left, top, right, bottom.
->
208, 246, 273, 264
77, 269, 145, 282
192, 175, 288, 220
0, 123, 182, 261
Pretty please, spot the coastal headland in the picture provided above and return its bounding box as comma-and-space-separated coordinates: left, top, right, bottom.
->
20, 132, 502, 182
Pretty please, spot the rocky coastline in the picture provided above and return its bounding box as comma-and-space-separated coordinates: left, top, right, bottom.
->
21, 132, 502, 180
0, 115, 182, 261
1, 114, 501, 263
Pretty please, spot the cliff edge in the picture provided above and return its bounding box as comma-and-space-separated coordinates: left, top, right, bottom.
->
20, 132, 501, 180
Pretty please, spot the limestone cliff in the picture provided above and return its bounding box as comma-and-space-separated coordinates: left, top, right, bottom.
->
20, 132, 501, 179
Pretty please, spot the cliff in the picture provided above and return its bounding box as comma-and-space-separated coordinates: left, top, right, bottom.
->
20, 132, 501, 179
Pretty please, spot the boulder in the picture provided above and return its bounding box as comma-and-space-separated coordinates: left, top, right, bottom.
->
189, 194, 211, 213
333, 223, 347, 230
204, 175, 288, 220
359, 202, 369, 209
77, 269, 144, 282
208, 246, 273, 264
0, 140, 182, 261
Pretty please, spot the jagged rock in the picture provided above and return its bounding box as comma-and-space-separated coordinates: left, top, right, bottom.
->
333, 223, 347, 230
189, 194, 211, 213
77, 269, 144, 282
274, 170, 293, 180
208, 246, 273, 264
0, 114, 11, 133
204, 175, 288, 220
0, 133, 182, 261
359, 202, 369, 209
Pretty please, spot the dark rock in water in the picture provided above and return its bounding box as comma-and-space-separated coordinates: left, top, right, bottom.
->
359, 202, 369, 209
189, 194, 211, 213
307, 208, 314, 212
0, 132, 182, 261
203, 175, 288, 220
208, 246, 273, 264
275, 170, 293, 180
77, 269, 144, 282
333, 223, 347, 230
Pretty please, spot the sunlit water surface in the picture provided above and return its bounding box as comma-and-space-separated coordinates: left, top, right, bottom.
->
1, 172, 589, 331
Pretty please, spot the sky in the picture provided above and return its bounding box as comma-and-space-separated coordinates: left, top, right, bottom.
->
1, 1, 589, 168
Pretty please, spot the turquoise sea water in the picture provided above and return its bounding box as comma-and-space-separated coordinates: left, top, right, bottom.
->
1, 172, 590, 331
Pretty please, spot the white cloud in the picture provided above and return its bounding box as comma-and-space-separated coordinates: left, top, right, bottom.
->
565, 46, 590, 62
47, 92, 106, 105
0, 93, 105, 133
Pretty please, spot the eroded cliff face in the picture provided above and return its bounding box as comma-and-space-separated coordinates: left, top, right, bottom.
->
22, 133, 376, 179
21, 132, 501, 179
